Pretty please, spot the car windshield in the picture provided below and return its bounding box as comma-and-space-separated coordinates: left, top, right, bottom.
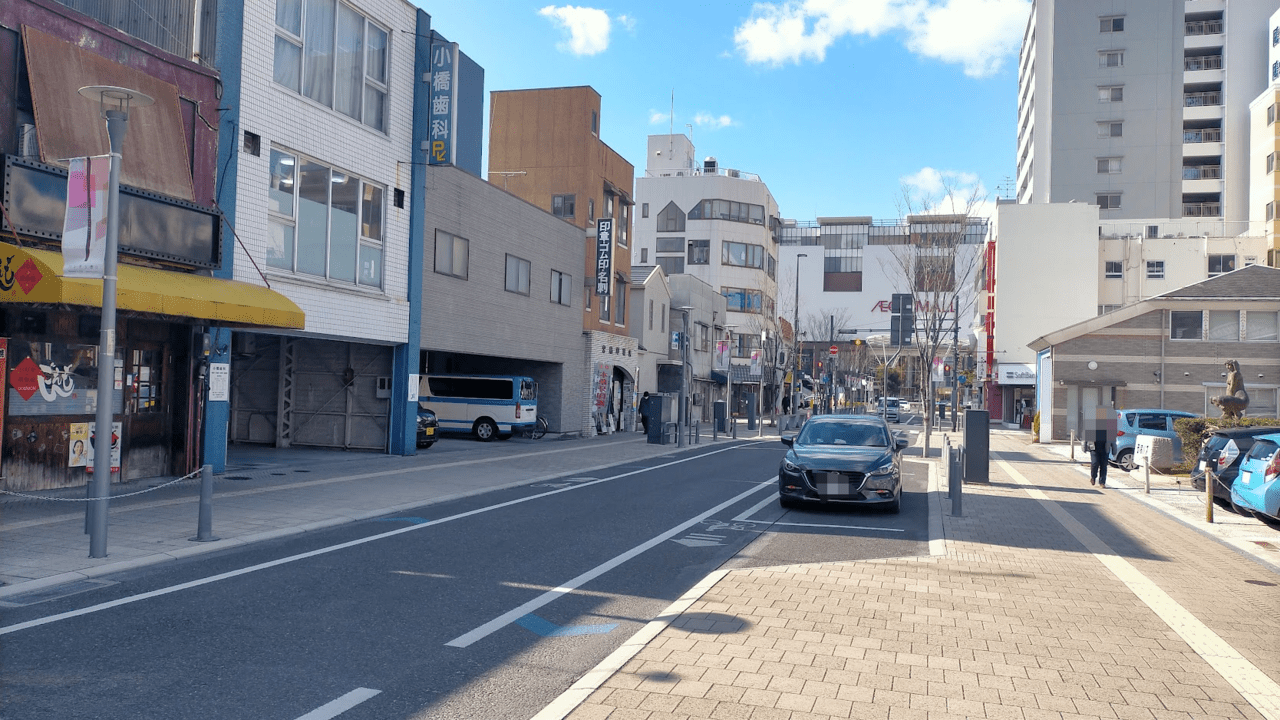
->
797, 421, 888, 447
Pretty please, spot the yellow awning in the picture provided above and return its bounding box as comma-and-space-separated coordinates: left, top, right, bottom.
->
0, 243, 304, 329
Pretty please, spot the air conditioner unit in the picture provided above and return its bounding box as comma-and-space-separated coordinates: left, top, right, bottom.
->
18, 123, 38, 159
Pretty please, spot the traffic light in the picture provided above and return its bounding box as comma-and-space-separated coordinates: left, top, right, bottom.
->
944, 363, 952, 379
889, 293, 913, 347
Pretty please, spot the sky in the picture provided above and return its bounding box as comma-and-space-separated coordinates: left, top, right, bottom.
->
417, 0, 1032, 222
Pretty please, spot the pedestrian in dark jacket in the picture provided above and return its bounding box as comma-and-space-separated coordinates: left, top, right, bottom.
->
639, 392, 650, 433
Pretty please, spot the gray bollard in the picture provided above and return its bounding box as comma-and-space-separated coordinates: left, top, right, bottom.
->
950, 446, 963, 517
191, 464, 219, 542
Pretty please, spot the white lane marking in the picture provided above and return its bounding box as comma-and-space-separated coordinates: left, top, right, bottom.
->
995, 454, 1280, 720
293, 688, 381, 720
925, 459, 946, 557
445, 478, 777, 648
1, 445, 746, 636
530, 568, 731, 720
772, 521, 905, 533
732, 493, 778, 522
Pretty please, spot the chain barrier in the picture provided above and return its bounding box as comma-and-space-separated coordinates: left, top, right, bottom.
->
0, 467, 205, 502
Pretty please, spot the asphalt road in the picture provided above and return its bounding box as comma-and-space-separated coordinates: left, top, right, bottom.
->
0, 435, 929, 720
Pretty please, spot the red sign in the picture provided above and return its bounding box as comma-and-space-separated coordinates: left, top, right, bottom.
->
15, 259, 42, 295
10, 357, 43, 401
829, 345, 839, 356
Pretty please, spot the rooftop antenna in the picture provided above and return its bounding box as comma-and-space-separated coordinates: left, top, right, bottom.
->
669, 89, 675, 158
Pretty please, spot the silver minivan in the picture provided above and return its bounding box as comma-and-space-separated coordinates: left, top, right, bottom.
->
877, 397, 900, 423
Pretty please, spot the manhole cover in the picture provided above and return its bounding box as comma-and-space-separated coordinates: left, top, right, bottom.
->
226, 476, 251, 481
1245, 579, 1277, 587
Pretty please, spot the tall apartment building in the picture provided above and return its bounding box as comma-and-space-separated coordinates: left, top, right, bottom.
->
488, 86, 639, 433
633, 134, 781, 414
1017, 0, 1274, 226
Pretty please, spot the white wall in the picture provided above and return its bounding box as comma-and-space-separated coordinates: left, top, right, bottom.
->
992, 203, 1099, 366
231, 0, 416, 345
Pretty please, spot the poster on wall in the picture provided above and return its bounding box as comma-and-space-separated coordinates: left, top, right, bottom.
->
6, 342, 121, 416
207, 362, 230, 402
79, 421, 122, 472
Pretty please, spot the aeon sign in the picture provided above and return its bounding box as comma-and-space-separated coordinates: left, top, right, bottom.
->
872, 299, 945, 313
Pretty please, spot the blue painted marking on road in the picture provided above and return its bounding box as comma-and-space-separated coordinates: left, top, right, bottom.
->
371, 517, 430, 524
515, 613, 618, 637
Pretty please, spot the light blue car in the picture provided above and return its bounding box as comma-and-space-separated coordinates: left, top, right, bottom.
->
1230, 432, 1280, 520
1108, 409, 1197, 471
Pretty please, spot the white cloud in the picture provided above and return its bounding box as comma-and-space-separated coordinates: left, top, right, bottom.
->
733, 0, 1030, 78
617, 14, 637, 32
694, 112, 735, 129
539, 5, 612, 56
649, 109, 670, 125
900, 167, 993, 217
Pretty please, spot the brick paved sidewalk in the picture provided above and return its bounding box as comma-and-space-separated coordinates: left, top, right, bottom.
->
557, 430, 1280, 720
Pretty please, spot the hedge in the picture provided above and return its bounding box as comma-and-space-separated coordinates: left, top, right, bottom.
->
1172, 416, 1280, 472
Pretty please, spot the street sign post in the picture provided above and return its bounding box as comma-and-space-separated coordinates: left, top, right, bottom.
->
828, 345, 838, 356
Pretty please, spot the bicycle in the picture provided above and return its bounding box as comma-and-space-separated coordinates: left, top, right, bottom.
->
524, 415, 548, 440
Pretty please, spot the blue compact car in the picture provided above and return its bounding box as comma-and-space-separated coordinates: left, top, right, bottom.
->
1109, 409, 1197, 471
1230, 432, 1280, 520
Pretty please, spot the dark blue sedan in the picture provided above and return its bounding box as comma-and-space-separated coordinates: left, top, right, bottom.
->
779, 415, 908, 513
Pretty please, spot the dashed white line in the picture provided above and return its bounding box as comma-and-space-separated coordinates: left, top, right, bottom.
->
293, 688, 380, 720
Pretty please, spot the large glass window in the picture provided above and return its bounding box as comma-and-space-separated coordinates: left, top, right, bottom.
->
655, 256, 684, 275
275, 0, 389, 131
1247, 311, 1279, 341
687, 198, 766, 225
722, 241, 764, 269
1170, 311, 1202, 340
267, 148, 384, 288
656, 201, 685, 232
656, 237, 685, 253
434, 229, 468, 279
552, 194, 575, 218
1208, 311, 1239, 341
722, 286, 763, 313
551, 270, 571, 306
688, 240, 710, 265
1208, 254, 1236, 276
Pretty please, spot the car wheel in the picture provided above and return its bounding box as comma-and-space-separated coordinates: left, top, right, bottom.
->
474, 418, 498, 442
1116, 449, 1136, 472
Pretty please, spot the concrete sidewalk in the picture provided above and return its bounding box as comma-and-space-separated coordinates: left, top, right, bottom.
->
549, 429, 1280, 720
0, 426, 768, 599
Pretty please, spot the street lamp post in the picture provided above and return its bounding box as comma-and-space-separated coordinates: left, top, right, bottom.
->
79, 85, 152, 559
792, 254, 807, 426
677, 306, 693, 448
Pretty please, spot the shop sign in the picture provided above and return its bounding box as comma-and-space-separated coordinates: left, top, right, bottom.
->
595, 219, 613, 296
428, 42, 457, 165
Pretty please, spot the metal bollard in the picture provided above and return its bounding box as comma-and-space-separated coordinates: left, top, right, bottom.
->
1205, 467, 1215, 524
950, 446, 963, 517
1144, 461, 1150, 494
191, 464, 219, 542
1070, 430, 1076, 461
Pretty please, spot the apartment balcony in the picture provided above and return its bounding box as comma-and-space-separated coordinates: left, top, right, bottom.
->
1181, 176, 1223, 194
1182, 128, 1222, 158
1184, 19, 1224, 50
1182, 201, 1222, 218
1183, 91, 1224, 121
1183, 54, 1224, 84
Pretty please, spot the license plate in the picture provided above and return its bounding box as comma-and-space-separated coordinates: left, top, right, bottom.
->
819, 472, 850, 496
1197, 461, 1205, 472
425, 428, 436, 436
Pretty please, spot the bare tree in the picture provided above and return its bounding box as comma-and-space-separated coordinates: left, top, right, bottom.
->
880, 178, 987, 455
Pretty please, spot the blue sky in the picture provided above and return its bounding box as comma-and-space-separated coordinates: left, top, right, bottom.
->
418, 0, 1031, 221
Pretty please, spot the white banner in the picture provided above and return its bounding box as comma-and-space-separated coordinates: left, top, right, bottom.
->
62, 155, 112, 279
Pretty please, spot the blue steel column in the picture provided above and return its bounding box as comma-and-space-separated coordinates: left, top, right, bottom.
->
388, 8, 432, 455
202, 0, 248, 472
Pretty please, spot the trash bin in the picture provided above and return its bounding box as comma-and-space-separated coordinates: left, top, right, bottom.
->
647, 394, 675, 444
746, 392, 757, 430
713, 400, 727, 433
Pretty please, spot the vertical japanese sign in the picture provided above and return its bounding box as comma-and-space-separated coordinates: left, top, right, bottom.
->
62, 156, 111, 278
594, 362, 609, 409
595, 218, 613, 297
428, 41, 458, 165
0, 338, 6, 476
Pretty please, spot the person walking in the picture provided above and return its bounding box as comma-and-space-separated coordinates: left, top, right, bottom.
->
1088, 419, 1109, 487
639, 392, 650, 434
782, 393, 791, 415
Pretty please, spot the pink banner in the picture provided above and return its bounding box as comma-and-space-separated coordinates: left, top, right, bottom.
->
62, 155, 111, 278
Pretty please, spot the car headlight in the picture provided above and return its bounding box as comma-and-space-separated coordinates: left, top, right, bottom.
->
869, 462, 894, 476
783, 458, 802, 473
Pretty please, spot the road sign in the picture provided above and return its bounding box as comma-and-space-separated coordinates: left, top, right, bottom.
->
829, 345, 838, 356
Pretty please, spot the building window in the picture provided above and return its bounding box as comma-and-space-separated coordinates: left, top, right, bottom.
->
1097, 121, 1123, 138
1269, 202, 1275, 221
722, 241, 765, 269
1100, 16, 1124, 32
434, 229, 468, 279
550, 269, 571, 305
267, 148, 385, 288
1247, 311, 1279, 341
1270, 154, 1276, 174
1208, 310, 1240, 341
1098, 304, 1121, 315
656, 201, 686, 232
1098, 85, 1123, 102
1105, 261, 1122, 279
552, 194, 575, 218
660, 304, 665, 333
823, 272, 863, 292
615, 279, 626, 325
1273, 61, 1279, 81
1096, 194, 1121, 210
591, 109, 598, 135
1274, 27, 1279, 46
641, 202, 649, 218
1146, 225, 1159, 238
588, 198, 595, 221
600, 293, 610, 322
699, 323, 710, 352
655, 256, 685, 275
1208, 254, 1236, 276
722, 286, 762, 313
687, 199, 766, 225
1146, 260, 1164, 279
1099, 51, 1124, 68
273, 0, 389, 131
1270, 105, 1276, 125
1097, 157, 1121, 174
656, 237, 685, 253
505, 254, 531, 295
688, 239, 710, 265
648, 299, 653, 330
1170, 310, 1202, 340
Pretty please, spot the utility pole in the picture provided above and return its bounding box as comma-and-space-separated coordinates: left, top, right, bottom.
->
951, 295, 959, 432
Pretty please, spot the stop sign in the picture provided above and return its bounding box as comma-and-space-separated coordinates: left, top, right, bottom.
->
829, 345, 838, 356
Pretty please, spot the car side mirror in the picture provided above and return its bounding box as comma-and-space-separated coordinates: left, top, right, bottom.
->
895, 436, 908, 450
781, 436, 794, 447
